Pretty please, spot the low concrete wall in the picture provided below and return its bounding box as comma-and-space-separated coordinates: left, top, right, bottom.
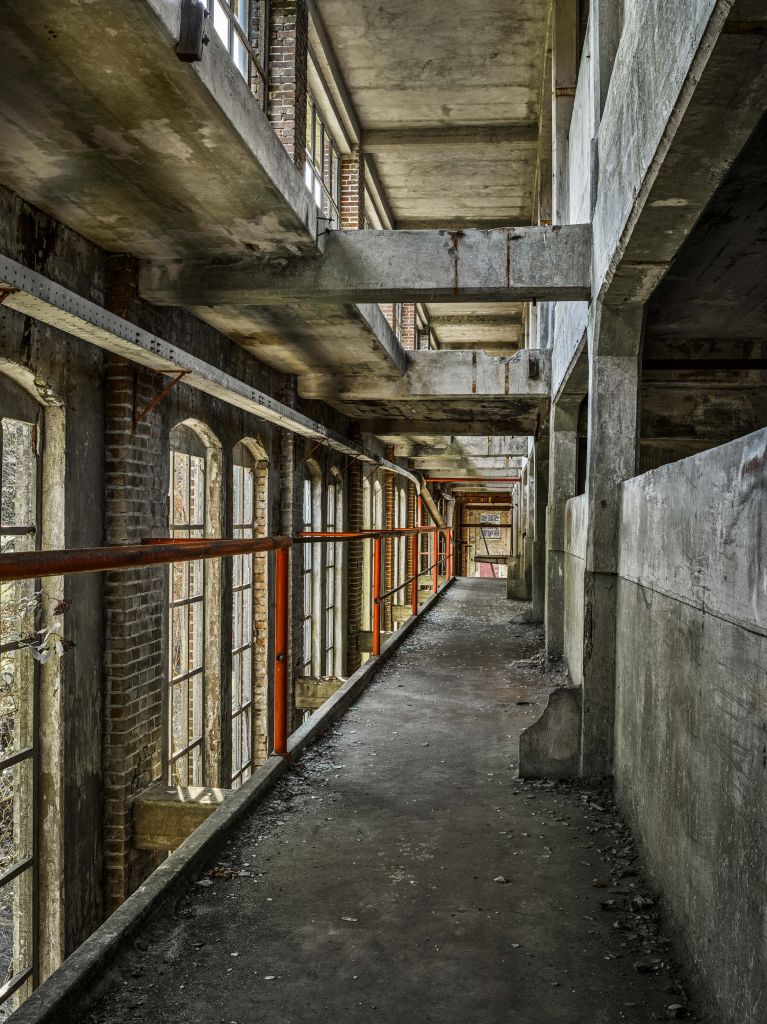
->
563, 494, 587, 687
614, 428, 767, 1024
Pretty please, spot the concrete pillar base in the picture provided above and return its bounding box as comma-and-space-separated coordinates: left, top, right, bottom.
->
520, 686, 582, 779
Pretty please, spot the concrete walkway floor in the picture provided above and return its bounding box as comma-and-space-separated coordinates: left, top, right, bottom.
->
88, 579, 703, 1024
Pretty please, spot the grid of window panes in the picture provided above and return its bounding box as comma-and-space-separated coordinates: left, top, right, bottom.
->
305, 96, 341, 228
0, 412, 38, 1012
323, 479, 338, 676
302, 478, 315, 677
479, 512, 501, 539
231, 445, 255, 788
168, 430, 206, 787
200, 0, 267, 95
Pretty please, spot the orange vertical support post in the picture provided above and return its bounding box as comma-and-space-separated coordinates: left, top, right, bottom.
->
372, 535, 382, 656
411, 533, 418, 615
432, 530, 439, 593
273, 545, 290, 756
447, 528, 453, 579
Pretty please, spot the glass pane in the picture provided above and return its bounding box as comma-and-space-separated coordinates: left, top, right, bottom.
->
189, 455, 205, 527
241, 648, 252, 704
241, 708, 251, 767
234, 37, 248, 79
234, 0, 248, 32
0, 865, 33, 997
0, 758, 33, 878
1, 420, 36, 530
172, 452, 189, 527
189, 745, 202, 787
191, 674, 203, 744
171, 681, 187, 756
214, 0, 229, 46
172, 754, 189, 787
231, 715, 241, 775
189, 602, 204, 674
171, 605, 188, 679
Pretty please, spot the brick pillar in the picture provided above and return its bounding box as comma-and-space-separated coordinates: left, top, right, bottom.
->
102, 257, 166, 911
401, 305, 416, 350
267, 0, 309, 169
406, 482, 416, 606
346, 428, 364, 674
340, 147, 366, 229
279, 431, 298, 730
383, 448, 395, 632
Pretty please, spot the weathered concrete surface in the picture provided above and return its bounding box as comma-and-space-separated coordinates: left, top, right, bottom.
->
520, 686, 582, 779
313, 0, 548, 228
140, 225, 593, 306
562, 495, 586, 689
80, 579, 704, 1024
614, 428, 767, 1024
0, 0, 317, 258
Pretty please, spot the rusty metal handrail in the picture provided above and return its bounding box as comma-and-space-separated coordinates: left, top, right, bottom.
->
0, 536, 292, 582
0, 523, 457, 760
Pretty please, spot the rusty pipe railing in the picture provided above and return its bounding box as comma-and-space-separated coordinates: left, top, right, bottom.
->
295, 526, 454, 656
0, 526, 456, 763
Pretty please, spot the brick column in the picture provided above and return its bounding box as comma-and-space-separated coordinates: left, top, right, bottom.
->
401, 305, 416, 350
267, 0, 308, 169
340, 147, 365, 229
279, 431, 298, 730
102, 257, 166, 910
383, 448, 395, 632
406, 482, 416, 606
346, 429, 364, 674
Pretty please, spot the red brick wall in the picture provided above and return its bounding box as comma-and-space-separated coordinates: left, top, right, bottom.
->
340, 148, 365, 230
401, 304, 416, 350
267, 0, 309, 169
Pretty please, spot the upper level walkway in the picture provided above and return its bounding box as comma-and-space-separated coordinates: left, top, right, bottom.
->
84, 579, 698, 1024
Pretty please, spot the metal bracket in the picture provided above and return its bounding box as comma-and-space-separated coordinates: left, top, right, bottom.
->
133, 370, 189, 429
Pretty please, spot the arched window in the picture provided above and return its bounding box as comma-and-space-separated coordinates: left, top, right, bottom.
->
168, 423, 221, 786
323, 470, 343, 676
0, 374, 42, 1009
230, 440, 268, 786
301, 462, 321, 677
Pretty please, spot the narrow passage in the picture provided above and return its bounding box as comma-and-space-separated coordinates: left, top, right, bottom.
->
90, 580, 699, 1024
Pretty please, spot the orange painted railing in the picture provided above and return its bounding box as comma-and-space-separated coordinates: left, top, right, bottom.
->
0, 526, 456, 761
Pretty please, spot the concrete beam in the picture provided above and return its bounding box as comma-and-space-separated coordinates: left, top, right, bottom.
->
300, 349, 550, 402
140, 225, 592, 306
409, 457, 526, 471
362, 123, 539, 151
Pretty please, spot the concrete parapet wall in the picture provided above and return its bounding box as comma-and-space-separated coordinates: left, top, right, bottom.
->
563, 495, 587, 687
614, 428, 767, 1024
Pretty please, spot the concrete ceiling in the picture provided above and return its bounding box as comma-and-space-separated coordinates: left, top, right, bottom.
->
314, 0, 549, 357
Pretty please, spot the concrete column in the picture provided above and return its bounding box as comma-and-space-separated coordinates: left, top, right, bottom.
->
531, 439, 549, 622
522, 463, 534, 598
544, 398, 579, 658
590, 0, 623, 120
552, 0, 578, 224
580, 303, 644, 776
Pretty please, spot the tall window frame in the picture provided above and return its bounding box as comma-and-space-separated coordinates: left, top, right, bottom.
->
168, 424, 208, 787
305, 94, 341, 228
301, 463, 322, 678
323, 471, 343, 677
231, 443, 255, 788
0, 378, 42, 1013
199, 0, 269, 97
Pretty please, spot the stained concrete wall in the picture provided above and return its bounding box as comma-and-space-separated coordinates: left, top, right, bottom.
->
562, 494, 586, 687
614, 428, 767, 1024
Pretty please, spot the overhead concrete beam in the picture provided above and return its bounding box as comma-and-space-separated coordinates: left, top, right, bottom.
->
409, 457, 526, 471
140, 225, 592, 307
429, 314, 524, 328
362, 123, 539, 151
299, 348, 550, 402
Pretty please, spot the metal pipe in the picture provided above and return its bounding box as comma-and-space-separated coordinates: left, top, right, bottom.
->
432, 531, 439, 594
273, 546, 289, 757
0, 536, 292, 582
372, 536, 382, 656
424, 477, 521, 484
